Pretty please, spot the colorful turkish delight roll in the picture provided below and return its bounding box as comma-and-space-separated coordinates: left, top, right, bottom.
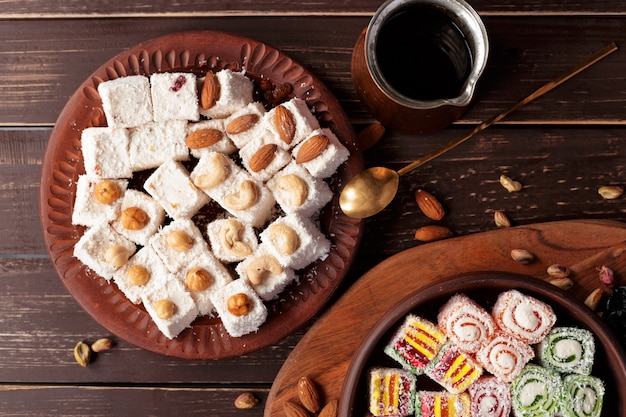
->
561, 374, 604, 417
384, 315, 447, 374
492, 290, 556, 344
415, 391, 471, 417
511, 365, 563, 417
468, 376, 511, 417
437, 293, 496, 353
475, 332, 535, 382
538, 326, 595, 375
369, 367, 416, 417
425, 342, 483, 394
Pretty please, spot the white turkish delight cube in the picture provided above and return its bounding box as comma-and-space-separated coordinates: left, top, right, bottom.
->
176, 252, 234, 317
149, 218, 210, 274
292, 127, 350, 179
223, 102, 267, 149
264, 98, 321, 150
128, 120, 189, 171
186, 119, 237, 159
81, 127, 132, 179
239, 135, 291, 182
189, 151, 243, 197
266, 162, 333, 217
141, 277, 199, 339
98, 75, 153, 128
199, 69, 254, 119
72, 175, 127, 227
210, 278, 268, 338
73, 223, 137, 281
143, 159, 209, 220
206, 217, 259, 264
150, 72, 199, 122
112, 246, 169, 304
259, 214, 330, 270
235, 244, 297, 301
111, 189, 166, 246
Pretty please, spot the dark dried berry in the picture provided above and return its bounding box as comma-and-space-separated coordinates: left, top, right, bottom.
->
605, 286, 626, 347
170, 74, 187, 92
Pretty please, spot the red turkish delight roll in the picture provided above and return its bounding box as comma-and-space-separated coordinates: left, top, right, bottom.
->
492, 290, 556, 344
475, 332, 534, 382
384, 315, 447, 374
437, 293, 496, 353
468, 376, 511, 417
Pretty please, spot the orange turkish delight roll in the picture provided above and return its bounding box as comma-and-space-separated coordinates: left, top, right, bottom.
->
437, 293, 496, 353
369, 367, 416, 417
425, 342, 483, 394
475, 332, 534, 382
415, 391, 471, 417
384, 315, 447, 374
491, 290, 556, 344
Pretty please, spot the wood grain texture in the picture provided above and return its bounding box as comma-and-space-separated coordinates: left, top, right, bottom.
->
266, 220, 626, 416
1, 0, 626, 17
2, 17, 626, 125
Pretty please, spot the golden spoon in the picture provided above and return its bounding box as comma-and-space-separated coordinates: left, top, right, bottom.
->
340, 42, 618, 219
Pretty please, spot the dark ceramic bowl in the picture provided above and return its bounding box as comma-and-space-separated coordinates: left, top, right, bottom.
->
339, 272, 626, 417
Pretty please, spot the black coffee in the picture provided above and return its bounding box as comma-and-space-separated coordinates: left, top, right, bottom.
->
375, 5, 472, 100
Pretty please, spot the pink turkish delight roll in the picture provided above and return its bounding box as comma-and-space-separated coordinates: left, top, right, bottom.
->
491, 290, 556, 344
437, 293, 496, 353
468, 376, 511, 417
475, 332, 534, 383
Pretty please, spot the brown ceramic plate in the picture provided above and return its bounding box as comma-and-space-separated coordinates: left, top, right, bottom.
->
339, 273, 626, 417
39, 31, 363, 359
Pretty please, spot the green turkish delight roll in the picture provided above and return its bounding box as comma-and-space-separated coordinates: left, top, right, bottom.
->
511, 365, 562, 417
561, 374, 604, 417
538, 327, 595, 375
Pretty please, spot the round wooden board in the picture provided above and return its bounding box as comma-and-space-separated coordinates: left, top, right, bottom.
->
266, 219, 626, 416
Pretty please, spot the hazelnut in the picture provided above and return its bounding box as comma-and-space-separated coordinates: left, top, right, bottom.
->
186, 267, 212, 292
154, 299, 177, 319
121, 206, 149, 230
128, 264, 150, 286
166, 230, 194, 252
267, 224, 300, 256
94, 180, 120, 204
104, 245, 130, 267
227, 293, 252, 316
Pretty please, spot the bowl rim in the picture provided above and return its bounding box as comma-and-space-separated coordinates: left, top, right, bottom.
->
339, 271, 626, 417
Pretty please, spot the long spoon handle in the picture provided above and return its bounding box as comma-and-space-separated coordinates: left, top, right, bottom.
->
397, 42, 618, 177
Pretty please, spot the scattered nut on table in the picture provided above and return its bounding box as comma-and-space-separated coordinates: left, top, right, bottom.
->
415, 189, 445, 221
499, 174, 522, 192
547, 263, 570, 278
510, 249, 535, 264
598, 185, 624, 200
298, 376, 321, 413
234, 392, 259, 409
494, 210, 512, 228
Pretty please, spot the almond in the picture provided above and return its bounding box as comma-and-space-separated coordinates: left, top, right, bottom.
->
414, 225, 453, 242
297, 376, 321, 413
249, 143, 277, 172
283, 401, 310, 417
185, 128, 223, 149
318, 400, 338, 417
357, 122, 385, 150
273, 105, 296, 144
225, 113, 260, 134
296, 134, 329, 164
200, 71, 219, 110
415, 189, 444, 220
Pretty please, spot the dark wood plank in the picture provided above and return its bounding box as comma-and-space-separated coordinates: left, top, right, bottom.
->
0, 385, 269, 416
1, 0, 626, 17
1, 17, 626, 126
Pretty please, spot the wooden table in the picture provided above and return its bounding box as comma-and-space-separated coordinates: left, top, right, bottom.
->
2, 1, 626, 415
